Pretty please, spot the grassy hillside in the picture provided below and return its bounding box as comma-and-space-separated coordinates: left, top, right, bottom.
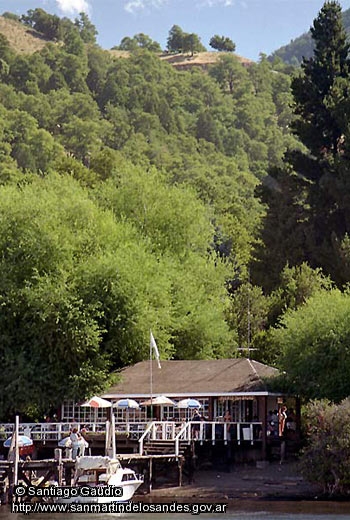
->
159, 51, 252, 69
0, 15, 252, 68
109, 49, 253, 68
0, 15, 50, 54
271, 6, 350, 64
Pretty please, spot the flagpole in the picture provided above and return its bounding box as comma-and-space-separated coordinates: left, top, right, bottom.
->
150, 330, 161, 422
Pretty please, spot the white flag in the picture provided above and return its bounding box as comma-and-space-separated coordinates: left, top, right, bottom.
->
150, 331, 161, 369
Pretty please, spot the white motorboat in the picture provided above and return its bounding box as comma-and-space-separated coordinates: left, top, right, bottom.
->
60, 456, 144, 504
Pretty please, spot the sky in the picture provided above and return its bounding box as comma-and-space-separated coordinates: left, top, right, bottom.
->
2, 0, 350, 60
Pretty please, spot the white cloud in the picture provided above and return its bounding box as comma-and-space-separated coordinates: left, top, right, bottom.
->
199, 0, 234, 5
55, 0, 91, 15
124, 0, 168, 14
123, 0, 239, 13
124, 0, 145, 13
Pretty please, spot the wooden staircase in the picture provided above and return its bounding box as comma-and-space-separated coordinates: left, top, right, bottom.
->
143, 439, 189, 456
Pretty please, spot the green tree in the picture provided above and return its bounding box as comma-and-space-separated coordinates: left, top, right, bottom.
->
21, 8, 62, 41
116, 36, 135, 51
86, 46, 111, 96
291, 1, 350, 159
183, 33, 206, 56
62, 25, 85, 56
252, 165, 309, 291
0, 174, 182, 416
167, 25, 185, 53
209, 54, 249, 94
117, 34, 161, 52
288, 1, 350, 284
272, 289, 350, 401
74, 12, 97, 44
300, 399, 350, 496
0, 33, 13, 65
209, 35, 236, 52
196, 109, 221, 147
0, 175, 117, 416
95, 165, 235, 359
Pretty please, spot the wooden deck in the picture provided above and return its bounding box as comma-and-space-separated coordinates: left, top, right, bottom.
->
0, 420, 266, 459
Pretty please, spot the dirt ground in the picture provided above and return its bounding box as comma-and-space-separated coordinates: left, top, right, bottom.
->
148, 460, 322, 501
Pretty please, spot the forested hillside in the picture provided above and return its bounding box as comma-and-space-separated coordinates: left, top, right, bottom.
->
1, 4, 350, 419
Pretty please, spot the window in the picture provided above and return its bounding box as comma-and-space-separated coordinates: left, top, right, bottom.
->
214, 398, 258, 422
61, 400, 111, 423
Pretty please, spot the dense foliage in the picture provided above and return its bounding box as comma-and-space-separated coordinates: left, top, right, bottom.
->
272, 290, 350, 401
167, 25, 206, 55
258, 2, 350, 407
209, 35, 236, 53
113, 33, 161, 53
0, 8, 298, 418
0, 173, 234, 418
2, 2, 350, 420
300, 399, 350, 496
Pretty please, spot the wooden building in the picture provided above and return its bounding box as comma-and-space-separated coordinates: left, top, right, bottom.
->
0, 359, 298, 462
104, 358, 281, 420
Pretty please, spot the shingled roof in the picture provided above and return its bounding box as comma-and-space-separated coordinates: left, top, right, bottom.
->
102, 358, 279, 398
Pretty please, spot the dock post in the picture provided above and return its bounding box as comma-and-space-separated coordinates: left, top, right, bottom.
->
178, 457, 183, 487
280, 440, 286, 464
7, 464, 13, 504
14, 416, 19, 487
185, 442, 195, 484
148, 458, 153, 493
64, 465, 72, 486
54, 449, 63, 485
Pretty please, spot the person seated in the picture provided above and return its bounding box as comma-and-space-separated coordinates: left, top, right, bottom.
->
70, 428, 80, 459
70, 428, 88, 458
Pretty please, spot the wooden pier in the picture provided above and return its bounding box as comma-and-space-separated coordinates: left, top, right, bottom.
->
0, 452, 184, 505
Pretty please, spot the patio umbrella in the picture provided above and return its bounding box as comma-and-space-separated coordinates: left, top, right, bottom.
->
114, 399, 140, 424
4, 435, 33, 448
58, 436, 72, 448
4, 434, 34, 456
81, 395, 112, 424
114, 399, 140, 409
80, 396, 112, 408
176, 398, 202, 409
141, 395, 176, 406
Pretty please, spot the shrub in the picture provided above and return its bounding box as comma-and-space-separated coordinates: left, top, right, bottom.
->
300, 398, 350, 496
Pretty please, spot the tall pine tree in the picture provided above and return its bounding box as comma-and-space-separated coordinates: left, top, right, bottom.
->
288, 1, 350, 284
291, 0, 350, 160
254, 2, 350, 288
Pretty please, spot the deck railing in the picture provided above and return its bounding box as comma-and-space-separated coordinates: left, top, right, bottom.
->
173, 421, 262, 453
0, 420, 262, 450
0, 422, 136, 441
138, 420, 263, 455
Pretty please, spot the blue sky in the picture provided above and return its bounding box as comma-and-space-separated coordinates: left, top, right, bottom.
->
3, 0, 350, 60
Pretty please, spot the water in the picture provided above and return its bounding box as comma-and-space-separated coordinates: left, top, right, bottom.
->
2, 501, 350, 519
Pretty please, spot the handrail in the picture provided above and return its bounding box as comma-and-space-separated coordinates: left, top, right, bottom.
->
138, 421, 157, 455
0, 420, 263, 447
174, 422, 190, 456
0, 422, 116, 441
